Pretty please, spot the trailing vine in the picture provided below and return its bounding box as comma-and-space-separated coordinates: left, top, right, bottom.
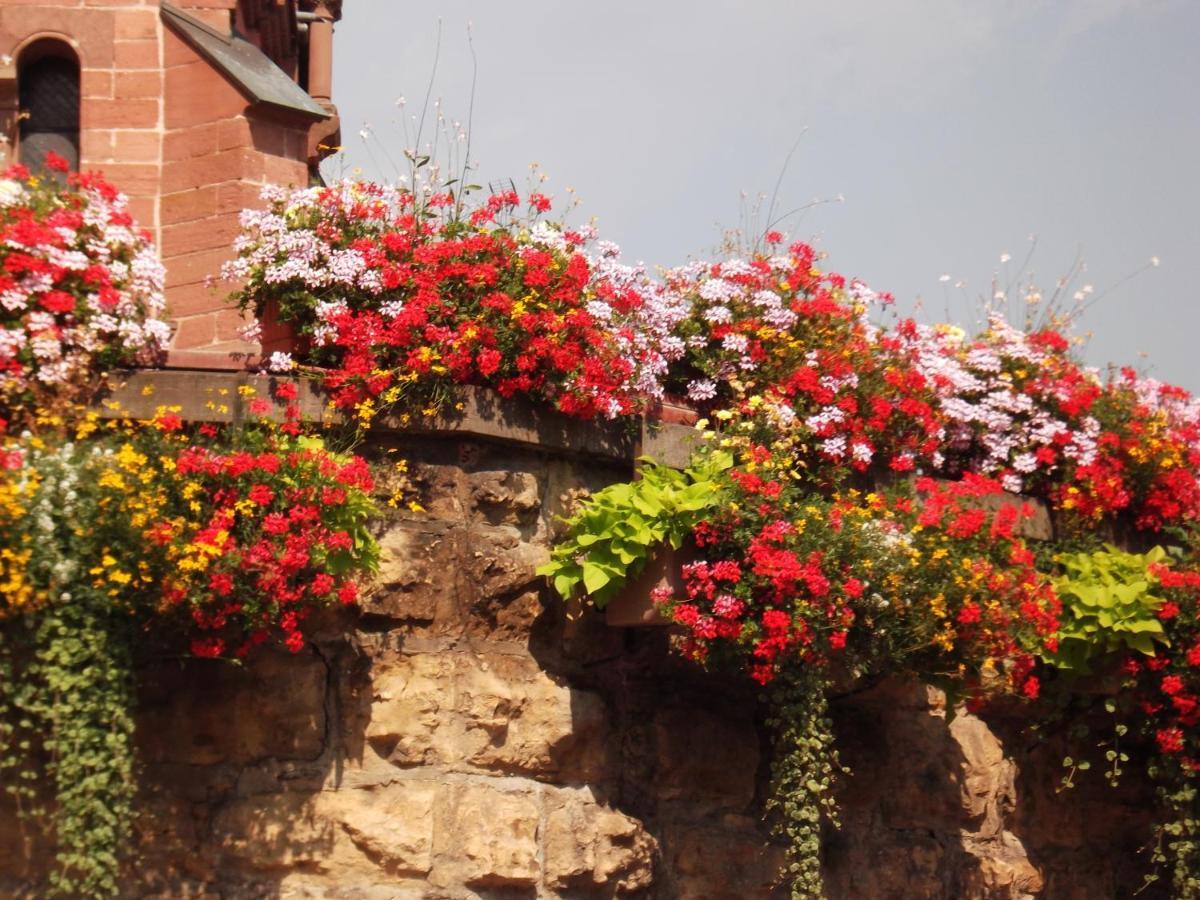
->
0, 592, 136, 896
1145, 766, 1200, 898
767, 667, 841, 899
0, 437, 138, 896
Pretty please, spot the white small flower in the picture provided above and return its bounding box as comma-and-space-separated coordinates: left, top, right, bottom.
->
1000, 253, 1012, 264
239, 318, 262, 342
266, 351, 295, 372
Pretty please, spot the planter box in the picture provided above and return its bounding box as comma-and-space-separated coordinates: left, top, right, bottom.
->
604, 546, 693, 628
648, 395, 700, 427
258, 300, 309, 356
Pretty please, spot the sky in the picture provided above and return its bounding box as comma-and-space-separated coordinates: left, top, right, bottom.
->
325, 1, 1200, 390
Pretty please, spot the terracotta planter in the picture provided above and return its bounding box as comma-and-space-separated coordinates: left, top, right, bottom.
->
604, 545, 694, 627
257, 300, 308, 357
647, 394, 700, 427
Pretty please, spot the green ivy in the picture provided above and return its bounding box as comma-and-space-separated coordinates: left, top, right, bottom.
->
767, 667, 841, 899
0, 588, 135, 897
537, 450, 732, 606
1145, 766, 1200, 898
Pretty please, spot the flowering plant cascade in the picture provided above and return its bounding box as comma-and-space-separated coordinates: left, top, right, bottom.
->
0, 156, 170, 431
661, 240, 941, 476
0, 168, 384, 898
543, 276, 1200, 896
900, 317, 1200, 531
0, 390, 380, 896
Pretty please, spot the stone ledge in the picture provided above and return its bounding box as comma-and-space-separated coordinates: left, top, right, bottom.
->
101, 369, 657, 463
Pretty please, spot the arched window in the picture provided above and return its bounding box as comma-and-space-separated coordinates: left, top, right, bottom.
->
17, 40, 80, 173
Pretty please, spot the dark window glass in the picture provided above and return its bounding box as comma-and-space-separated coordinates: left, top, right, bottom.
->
18, 50, 80, 173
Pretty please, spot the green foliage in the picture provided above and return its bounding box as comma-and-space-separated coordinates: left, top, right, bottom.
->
1048, 545, 1170, 671
537, 451, 732, 607
1145, 768, 1200, 898
0, 589, 135, 898
767, 667, 841, 899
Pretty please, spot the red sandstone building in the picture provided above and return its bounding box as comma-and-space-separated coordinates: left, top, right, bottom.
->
0, 0, 343, 359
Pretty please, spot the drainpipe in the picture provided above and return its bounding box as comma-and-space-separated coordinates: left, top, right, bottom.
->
304, 5, 334, 105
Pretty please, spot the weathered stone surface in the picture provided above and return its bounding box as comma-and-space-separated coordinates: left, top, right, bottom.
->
543, 787, 658, 894
316, 781, 438, 877
469, 469, 541, 525
211, 792, 336, 871
432, 782, 540, 888
137, 647, 326, 766
365, 652, 449, 767
666, 821, 785, 900
464, 523, 549, 599
653, 706, 758, 812
365, 651, 608, 780
457, 653, 608, 780
366, 520, 457, 623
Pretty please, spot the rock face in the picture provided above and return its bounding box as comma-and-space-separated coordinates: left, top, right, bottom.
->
0, 434, 1161, 898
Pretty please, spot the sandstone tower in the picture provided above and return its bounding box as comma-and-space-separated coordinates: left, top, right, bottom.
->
0, 0, 343, 360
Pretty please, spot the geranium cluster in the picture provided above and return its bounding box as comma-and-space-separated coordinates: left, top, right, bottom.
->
0, 155, 170, 428
662, 238, 942, 474
899, 316, 1200, 531
0, 389, 379, 658
227, 179, 1200, 538
654, 423, 1060, 698
1120, 561, 1200, 763
226, 182, 686, 419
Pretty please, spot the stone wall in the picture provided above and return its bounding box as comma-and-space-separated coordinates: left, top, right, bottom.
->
0, 425, 1164, 898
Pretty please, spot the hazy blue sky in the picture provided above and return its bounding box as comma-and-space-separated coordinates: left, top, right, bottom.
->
326, 1, 1200, 389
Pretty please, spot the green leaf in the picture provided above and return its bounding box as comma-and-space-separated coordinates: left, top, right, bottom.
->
581, 562, 612, 595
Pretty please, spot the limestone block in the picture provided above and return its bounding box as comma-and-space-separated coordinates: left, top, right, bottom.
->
542, 787, 657, 894
211, 792, 335, 871
456, 653, 608, 780
963, 831, 1044, 898
316, 781, 438, 877
949, 711, 1015, 834
464, 523, 550, 600
367, 522, 457, 622
432, 782, 540, 888
365, 653, 451, 766
365, 651, 609, 780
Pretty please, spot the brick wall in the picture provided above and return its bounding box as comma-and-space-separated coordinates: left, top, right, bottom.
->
0, 0, 328, 355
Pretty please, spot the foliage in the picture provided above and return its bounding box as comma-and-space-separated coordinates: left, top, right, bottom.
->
1148, 770, 1200, 898
0, 593, 136, 897
1049, 544, 1169, 670
0, 155, 170, 431
768, 668, 840, 899
538, 450, 732, 607
0, 435, 140, 897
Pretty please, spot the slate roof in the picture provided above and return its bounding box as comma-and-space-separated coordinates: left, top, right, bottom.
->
160, 2, 329, 121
